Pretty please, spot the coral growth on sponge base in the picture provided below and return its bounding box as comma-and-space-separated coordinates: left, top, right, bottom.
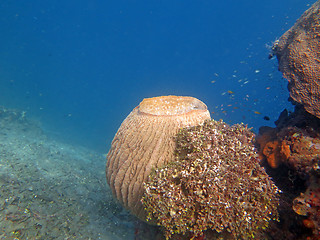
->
143, 119, 279, 239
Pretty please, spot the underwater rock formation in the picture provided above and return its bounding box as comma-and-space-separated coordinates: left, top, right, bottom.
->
257, 106, 320, 239
257, 124, 320, 174
142, 119, 279, 239
268, 3, 320, 236
257, 106, 320, 176
272, 0, 320, 118
293, 176, 320, 236
106, 96, 211, 221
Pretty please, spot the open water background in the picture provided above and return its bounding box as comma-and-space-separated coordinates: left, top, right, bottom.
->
0, 0, 314, 152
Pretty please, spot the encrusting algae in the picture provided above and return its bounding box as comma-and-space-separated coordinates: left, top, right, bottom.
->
142, 119, 279, 239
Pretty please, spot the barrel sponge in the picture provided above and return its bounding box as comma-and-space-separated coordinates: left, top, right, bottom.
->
106, 95, 211, 220
273, 0, 320, 118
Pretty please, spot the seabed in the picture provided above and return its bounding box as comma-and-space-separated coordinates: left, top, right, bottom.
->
0, 107, 140, 240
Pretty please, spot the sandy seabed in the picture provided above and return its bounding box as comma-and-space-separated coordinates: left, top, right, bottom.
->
0, 107, 145, 240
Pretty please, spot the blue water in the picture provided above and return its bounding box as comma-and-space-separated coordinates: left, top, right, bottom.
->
0, 0, 314, 152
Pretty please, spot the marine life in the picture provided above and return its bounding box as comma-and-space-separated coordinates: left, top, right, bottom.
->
106, 95, 211, 221
143, 119, 279, 239
261, 140, 288, 169
257, 106, 320, 239
292, 176, 320, 237
272, 0, 320, 118
257, 107, 320, 173
263, 116, 270, 120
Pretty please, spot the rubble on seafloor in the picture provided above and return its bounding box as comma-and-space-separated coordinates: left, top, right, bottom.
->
0, 106, 138, 240
257, 105, 320, 239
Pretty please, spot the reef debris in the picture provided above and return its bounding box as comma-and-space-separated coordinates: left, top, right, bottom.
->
142, 119, 279, 239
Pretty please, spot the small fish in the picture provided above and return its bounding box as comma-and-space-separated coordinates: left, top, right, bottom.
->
263, 116, 270, 121
254, 111, 261, 115
227, 90, 234, 94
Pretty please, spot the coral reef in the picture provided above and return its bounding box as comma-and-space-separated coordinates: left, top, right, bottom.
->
269, 2, 320, 235
257, 106, 320, 239
142, 119, 279, 239
293, 176, 320, 237
106, 96, 211, 221
257, 106, 320, 176
260, 139, 290, 169
272, 0, 320, 118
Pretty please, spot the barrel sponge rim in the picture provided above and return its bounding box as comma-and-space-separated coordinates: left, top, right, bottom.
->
138, 95, 209, 116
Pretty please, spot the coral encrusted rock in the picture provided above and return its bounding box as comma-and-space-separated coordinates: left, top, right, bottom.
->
257, 106, 320, 175
293, 176, 320, 237
106, 96, 211, 221
142, 120, 279, 239
257, 106, 320, 239
273, 0, 320, 118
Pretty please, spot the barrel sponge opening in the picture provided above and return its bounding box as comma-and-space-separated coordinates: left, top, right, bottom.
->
139, 95, 208, 115
106, 95, 211, 221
